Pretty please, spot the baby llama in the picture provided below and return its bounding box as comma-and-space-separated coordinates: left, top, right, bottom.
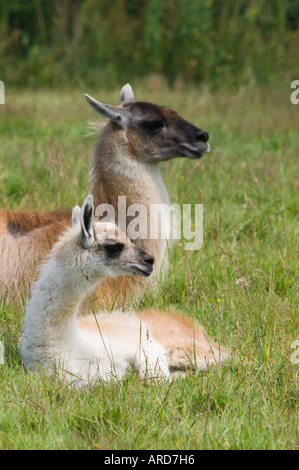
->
21, 195, 169, 386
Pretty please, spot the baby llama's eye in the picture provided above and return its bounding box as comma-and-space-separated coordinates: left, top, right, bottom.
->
102, 243, 124, 255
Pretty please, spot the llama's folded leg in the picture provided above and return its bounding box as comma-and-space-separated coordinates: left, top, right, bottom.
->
135, 328, 170, 379
139, 309, 230, 374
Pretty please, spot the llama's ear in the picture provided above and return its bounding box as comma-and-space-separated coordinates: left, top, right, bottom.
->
120, 83, 136, 103
80, 195, 94, 248
84, 94, 129, 130
72, 205, 81, 227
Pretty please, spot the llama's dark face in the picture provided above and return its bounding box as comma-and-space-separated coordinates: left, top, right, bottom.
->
123, 101, 210, 162
85, 84, 210, 163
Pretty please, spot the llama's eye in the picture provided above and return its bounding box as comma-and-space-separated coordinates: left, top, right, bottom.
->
140, 120, 164, 134
102, 242, 124, 255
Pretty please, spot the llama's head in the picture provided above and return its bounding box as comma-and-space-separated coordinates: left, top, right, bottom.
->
85, 84, 210, 162
72, 195, 154, 280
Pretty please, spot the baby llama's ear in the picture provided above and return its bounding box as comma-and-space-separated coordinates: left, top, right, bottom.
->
72, 205, 81, 227
80, 195, 95, 248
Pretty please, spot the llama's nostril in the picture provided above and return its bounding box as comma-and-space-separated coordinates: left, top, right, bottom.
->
197, 131, 209, 143
144, 255, 154, 266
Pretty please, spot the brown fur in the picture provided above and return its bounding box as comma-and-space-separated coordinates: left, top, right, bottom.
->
0, 209, 71, 298
2, 209, 71, 235
140, 309, 229, 370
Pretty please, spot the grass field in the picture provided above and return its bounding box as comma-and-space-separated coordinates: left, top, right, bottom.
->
0, 82, 298, 450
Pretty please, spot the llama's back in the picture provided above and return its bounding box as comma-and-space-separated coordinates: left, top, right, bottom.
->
0, 209, 71, 297
78, 309, 230, 375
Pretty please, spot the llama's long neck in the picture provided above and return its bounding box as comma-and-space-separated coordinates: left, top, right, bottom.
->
23, 236, 102, 348
91, 123, 169, 209
91, 123, 170, 267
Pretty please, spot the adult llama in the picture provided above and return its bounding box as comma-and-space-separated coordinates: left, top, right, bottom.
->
0, 84, 210, 305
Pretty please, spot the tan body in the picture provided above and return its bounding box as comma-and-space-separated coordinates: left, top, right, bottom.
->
0, 209, 70, 299
79, 308, 229, 373
0, 84, 210, 303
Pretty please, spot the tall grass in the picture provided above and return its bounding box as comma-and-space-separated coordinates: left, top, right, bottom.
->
0, 83, 298, 449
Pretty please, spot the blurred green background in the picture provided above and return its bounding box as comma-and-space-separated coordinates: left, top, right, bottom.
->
1, 0, 298, 88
